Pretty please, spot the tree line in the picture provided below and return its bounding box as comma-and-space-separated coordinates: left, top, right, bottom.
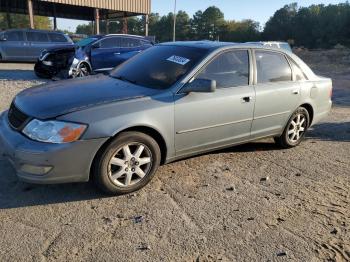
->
1, 2, 350, 49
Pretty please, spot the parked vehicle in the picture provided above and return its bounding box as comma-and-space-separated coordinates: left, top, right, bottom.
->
34, 34, 153, 79
0, 29, 73, 62
247, 41, 293, 52
0, 41, 332, 195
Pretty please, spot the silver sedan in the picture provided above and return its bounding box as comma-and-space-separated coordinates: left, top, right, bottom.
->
0, 41, 332, 194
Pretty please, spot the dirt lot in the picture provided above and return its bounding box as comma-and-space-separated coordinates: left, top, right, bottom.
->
0, 50, 349, 262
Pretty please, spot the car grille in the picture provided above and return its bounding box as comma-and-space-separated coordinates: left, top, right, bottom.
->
8, 103, 30, 130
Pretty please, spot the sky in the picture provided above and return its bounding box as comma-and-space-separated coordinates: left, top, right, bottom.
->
57, 0, 344, 32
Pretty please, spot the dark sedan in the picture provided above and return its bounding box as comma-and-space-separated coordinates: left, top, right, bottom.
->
34, 34, 153, 79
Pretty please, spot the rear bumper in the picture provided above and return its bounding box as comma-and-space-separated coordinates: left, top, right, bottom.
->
0, 111, 108, 184
311, 100, 332, 126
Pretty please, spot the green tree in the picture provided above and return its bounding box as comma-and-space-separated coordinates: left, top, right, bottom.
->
0, 13, 52, 30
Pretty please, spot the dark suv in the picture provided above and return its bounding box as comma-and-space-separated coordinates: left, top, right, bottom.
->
0, 29, 73, 62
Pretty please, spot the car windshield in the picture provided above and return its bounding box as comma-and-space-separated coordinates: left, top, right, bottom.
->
110, 45, 208, 89
76, 37, 98, 47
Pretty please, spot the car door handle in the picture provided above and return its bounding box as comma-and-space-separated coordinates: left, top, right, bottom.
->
292, 90, 300, 95
241, 96, 253, 103
114, 52, 121, 55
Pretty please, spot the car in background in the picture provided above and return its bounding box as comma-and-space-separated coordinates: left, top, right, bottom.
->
35, 34, 154, 79
247, 41, 293, 52
0, 29, 74, 62
0, 41, 332, 194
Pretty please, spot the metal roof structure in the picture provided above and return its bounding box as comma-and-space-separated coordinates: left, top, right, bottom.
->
0, 0, 151, 21
1, 0, 151, 34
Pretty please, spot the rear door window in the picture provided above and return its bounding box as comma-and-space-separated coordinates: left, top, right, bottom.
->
196, 50, 250, 88
26, 32, 49, 42
255, 51, 292, 84
5, 31, 24, 41
121, 38, 141, 48
48, 33, 67, 42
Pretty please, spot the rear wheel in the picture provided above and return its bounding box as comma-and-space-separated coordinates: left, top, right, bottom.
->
274, 107, 310, 148
93, 132, 161, 195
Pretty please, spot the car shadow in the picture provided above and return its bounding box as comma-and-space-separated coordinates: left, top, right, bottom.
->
307, 121, 350, 142
0, 122, 348, 210
0, 161, 107, 210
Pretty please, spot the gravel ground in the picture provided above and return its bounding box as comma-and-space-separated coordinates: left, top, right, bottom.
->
0, 53, 349, 262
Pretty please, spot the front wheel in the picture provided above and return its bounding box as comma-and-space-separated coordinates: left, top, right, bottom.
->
274, 107, 310, 148
72, 63, 90, 78
93, 132, 161, 195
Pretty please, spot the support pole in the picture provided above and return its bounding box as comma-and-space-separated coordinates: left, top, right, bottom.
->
95, 8, 100, 35
145, 14, 149, 36
27, 0, 35, 29
122, 13, 128, 34
6, 0, 12, 29
106, 13, 109, 34
173, 0, 177, 42
53, 4, 57, 30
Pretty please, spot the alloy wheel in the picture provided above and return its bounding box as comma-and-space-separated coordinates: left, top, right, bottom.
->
287, 113, 307, 143
108, 143, 153, 187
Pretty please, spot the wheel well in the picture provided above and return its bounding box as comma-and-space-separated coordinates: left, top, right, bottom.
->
79, 61, 92, 72
300, 103, 314, 125
122, 126, 167, 164
90, 126, 168, 179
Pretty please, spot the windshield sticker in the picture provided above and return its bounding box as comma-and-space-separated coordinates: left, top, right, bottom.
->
166, 55, 190, 65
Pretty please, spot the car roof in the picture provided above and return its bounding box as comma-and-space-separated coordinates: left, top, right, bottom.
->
105, 34, 147, 39
2, 28, 66, 34
159, 41, 291, 53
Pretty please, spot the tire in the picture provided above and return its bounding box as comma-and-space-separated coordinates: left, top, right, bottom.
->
93, 132, 161, 195
72, 63, 90, 78
274, 107, 310, 148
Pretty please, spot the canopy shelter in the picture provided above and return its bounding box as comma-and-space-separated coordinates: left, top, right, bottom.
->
0, 0, 151, 35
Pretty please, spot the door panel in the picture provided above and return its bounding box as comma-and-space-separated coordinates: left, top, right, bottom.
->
251, 82, 301, 138
26, 32, 50, 60
174, 49, 254, 156
251, 50, 301, 138
91, 37, 132, 70
2, 31, 26, 60
175, 86, 255, 155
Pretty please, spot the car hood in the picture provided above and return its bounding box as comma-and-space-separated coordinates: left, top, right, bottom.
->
45, 45, 76, 53
14, 74, 162, 119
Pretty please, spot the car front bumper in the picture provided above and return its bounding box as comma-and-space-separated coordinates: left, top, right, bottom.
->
0, 111, 108, 184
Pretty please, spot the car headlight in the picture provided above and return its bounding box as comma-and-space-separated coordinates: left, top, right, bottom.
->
23, 119, 87, 144
43, 60, 53, 66
72, 58, 80, 66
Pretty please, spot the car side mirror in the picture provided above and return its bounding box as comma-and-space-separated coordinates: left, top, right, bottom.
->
0, 36, 7, 41
181, 78, 216, 93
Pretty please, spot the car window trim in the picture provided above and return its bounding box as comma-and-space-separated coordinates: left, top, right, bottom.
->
176, 48, 253, 94
253, 49, 293, 85
95, 36, 146, 50
286, 56, 309, 81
